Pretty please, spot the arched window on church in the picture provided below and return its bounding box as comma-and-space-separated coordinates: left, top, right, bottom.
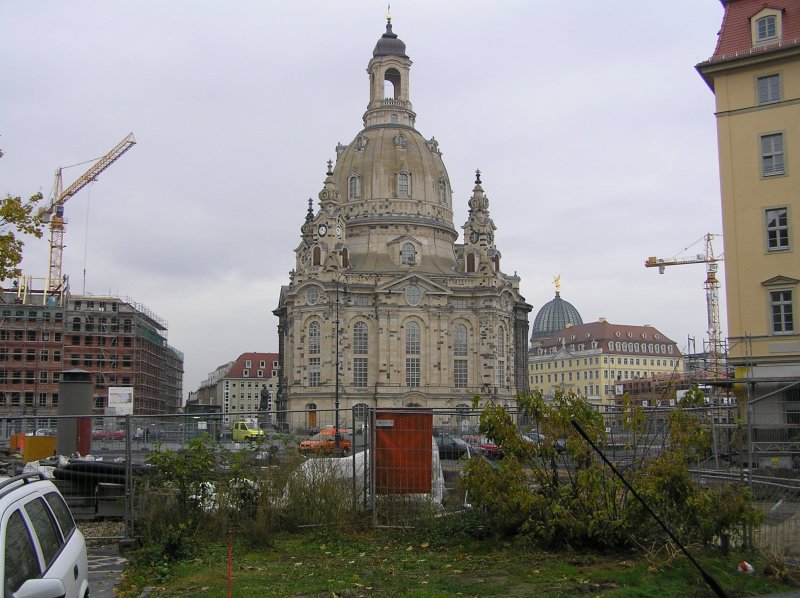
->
397, 172, 410, 197
312, 246, 321, 266
353, 321, 368, 388
341, 247, 350, 268
497, 325, 506, 388
466, 252, 476, 273
453, 323, 468, 388
308, 321, 320, 387
438, 178, 448, 203
348, 174, 360, 199
353, 321, 368, 354
453, 323, 468, 357
384, 67, 400, 99
309, 321, 320, 354
401, 242, 416, 265
406, 321, 421, 388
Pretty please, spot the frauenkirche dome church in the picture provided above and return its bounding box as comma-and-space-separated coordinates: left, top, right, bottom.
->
273, 17, 531, 427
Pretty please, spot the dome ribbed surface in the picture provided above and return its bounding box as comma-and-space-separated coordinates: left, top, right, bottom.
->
531, 293, 583, 341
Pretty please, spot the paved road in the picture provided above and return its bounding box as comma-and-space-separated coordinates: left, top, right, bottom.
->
87, 544, 127, 597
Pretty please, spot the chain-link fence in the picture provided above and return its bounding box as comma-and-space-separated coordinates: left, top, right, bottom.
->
1, 402, 797, 565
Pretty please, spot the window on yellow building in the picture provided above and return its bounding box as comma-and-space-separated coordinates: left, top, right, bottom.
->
766, 207, 790, 251
771, 290, 794, 334
761, 133, 785, 177
757, 74, 781, 105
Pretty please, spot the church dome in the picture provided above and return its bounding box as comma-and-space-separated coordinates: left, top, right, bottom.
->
531, 292, 583, 343
373, 21, 407, 57
334, 126, 452, 219
329, 19, 459, 276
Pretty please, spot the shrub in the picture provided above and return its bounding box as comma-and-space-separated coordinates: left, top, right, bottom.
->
461, 389, 763, 551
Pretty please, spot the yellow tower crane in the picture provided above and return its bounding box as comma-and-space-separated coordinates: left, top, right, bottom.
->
645, 233, 724, 379
38, 133, 136, 295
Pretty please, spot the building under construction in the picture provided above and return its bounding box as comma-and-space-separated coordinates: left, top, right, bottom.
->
0, 277, 183, 431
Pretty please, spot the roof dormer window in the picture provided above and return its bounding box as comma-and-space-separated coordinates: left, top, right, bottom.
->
757, 15, 777, 41
752, 9, 782, 46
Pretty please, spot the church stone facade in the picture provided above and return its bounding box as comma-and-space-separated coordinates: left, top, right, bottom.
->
273, 19, 531, 426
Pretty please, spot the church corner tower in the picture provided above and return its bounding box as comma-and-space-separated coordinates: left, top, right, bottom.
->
274, 17, 532, 428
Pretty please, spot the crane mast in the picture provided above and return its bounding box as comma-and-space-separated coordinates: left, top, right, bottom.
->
645, 233, 724, 379
39, 133, 136, 295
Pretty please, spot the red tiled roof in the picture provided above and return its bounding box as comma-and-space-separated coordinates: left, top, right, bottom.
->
537, 321, 680, 356
710, 0, 800, 61
225, 352, 280, 378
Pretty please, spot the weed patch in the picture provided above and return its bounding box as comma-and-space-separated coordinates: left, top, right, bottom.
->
117, 529, 797, 597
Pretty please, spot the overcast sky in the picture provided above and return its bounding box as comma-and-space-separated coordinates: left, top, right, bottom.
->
1, 1, 727, 401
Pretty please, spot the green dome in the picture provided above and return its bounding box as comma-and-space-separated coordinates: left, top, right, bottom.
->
531, 292, 583, 343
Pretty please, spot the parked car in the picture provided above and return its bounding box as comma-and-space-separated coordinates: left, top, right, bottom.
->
462, 435, 503, 460
435, 435, 471, 460
91, 429, 125, 441
522, 432, 546, 444
231, 421, 265, 442
25, 428, 58, 437
0, 472, 90, 597
299, 427, 351, 456
133, 425, 162, 442
521, 432, 567, 454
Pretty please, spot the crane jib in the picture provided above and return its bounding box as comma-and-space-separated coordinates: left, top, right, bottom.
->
43, 132, 136, 295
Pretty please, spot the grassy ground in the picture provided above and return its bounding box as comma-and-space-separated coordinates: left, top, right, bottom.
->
117, 530, 798, 597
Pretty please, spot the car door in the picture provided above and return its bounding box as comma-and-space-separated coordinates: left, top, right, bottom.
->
38, 491, 87, 598
2, 506, 42, 596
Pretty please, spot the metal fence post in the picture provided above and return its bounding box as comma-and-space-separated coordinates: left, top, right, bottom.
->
369, 408, 376, 526
125, 414, 133, 541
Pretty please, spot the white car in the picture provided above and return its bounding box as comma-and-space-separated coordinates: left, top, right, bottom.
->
0, 472, 89, 597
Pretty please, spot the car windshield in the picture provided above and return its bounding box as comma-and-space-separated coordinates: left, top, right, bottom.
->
243, 423, 258, 430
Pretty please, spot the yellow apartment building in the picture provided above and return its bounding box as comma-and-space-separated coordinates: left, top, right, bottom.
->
697, 1, 800, 413
529, 320, 682, 409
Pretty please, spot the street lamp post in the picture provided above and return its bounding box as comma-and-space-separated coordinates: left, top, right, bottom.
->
334, 277, 347, 455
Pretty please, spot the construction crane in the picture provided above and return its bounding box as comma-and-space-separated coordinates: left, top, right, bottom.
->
645, 233, 725, 379
38, 133, 136, 295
